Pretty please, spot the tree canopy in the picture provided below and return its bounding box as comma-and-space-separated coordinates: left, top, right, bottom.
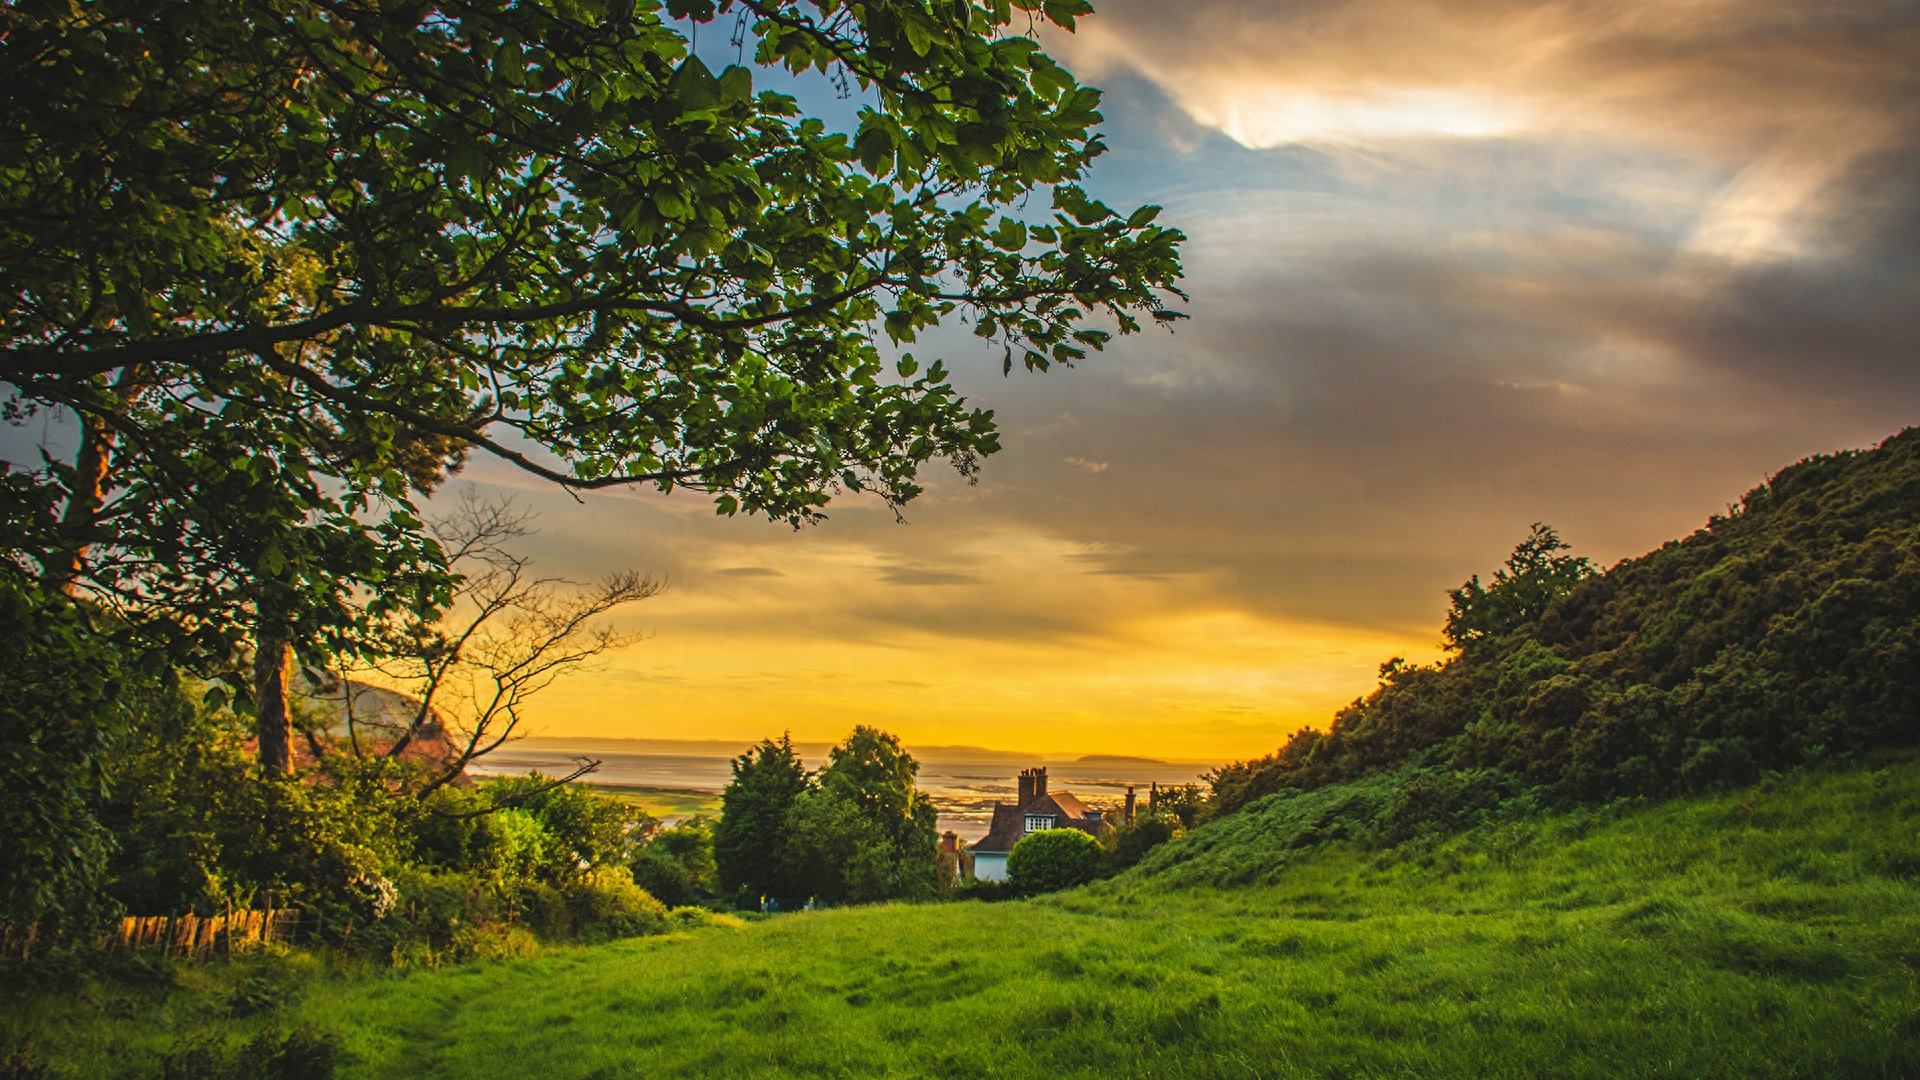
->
713, 733, 811, 898
0, 0, 1184, 769
0, 0, 1183, 555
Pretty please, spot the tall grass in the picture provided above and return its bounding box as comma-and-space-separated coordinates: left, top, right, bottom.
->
8, 754, 1917, 1079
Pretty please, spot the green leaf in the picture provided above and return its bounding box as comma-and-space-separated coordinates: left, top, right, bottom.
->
903, 16, 934, 56
718, 64, 753, 105
668, 55, 721, 112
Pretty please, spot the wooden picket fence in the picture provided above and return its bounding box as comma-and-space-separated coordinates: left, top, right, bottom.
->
1, 908, 299, 961
110, 908, 301, 959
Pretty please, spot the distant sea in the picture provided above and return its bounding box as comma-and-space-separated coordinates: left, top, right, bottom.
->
468, 738, 1217, 841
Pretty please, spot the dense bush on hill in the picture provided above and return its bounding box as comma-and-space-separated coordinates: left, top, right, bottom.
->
1209, 428, 1920, 824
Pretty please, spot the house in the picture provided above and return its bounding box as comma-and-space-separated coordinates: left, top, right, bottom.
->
967, 767, 1111, 882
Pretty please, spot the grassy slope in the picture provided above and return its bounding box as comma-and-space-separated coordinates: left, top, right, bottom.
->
14, 755, 1919, 1079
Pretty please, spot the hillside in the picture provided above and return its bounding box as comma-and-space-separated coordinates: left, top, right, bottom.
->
10, 752, 1916, 1078
1210, 429, 1920, 817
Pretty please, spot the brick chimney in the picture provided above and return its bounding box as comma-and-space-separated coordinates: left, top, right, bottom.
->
1124, 785, 1137, 822
1018, 766, 1048, 806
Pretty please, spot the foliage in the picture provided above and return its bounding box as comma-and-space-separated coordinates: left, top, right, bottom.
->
97, 704, 409, 920
1146, 783, 1205, 829
15, 754, 1918, 1078
1100, 813, 1182, 876
1209, 429, 1920, 820
426, 775, 653, 884
1007, 828, 1101, 893
630, 850, 697, 909
632, 816, 718, 906
650, 817, 718, 893
0, 0, 1185, 688
715, 727, 939, 906
1442, 523, 1596, 649
0, 582, 133, 932
714, 734, 811, 898
805, 726, 940, 903
148, 1026, 341, 1080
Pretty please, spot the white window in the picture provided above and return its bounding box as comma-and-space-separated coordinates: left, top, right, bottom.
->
1024, 815, 1056, 833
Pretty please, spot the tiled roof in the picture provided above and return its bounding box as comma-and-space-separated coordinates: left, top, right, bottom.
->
966, 791, 1105, 854
1039, 791, 1094, 821
969, 804, 1025, 854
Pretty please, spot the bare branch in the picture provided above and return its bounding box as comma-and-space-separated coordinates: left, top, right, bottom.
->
426, 757, 604, 819
347, 491, 662, 796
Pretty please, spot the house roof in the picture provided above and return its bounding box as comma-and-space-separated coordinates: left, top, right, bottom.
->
966, 791, 1104, 854
1038, 791, 1094, 821
969, 803, 1024, 855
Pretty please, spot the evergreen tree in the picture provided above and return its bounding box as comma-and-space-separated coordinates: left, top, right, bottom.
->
714, 734, 811, 900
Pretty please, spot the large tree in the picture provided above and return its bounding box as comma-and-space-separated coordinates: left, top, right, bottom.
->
713, 733, 812, 900
0, 0, 1185, 769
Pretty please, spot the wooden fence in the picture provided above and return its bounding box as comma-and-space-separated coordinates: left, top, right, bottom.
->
1, 908, 299, 961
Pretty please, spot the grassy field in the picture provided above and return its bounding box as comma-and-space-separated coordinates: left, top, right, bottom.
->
9, 755, 1918, 1079
588, 785, 722, 820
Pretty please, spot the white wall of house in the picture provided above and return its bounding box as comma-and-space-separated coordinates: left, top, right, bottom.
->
972, 853, 1009, 882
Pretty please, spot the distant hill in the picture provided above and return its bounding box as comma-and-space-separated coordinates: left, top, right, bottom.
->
289, 673, 468, 781
1210, 428, 1920, 818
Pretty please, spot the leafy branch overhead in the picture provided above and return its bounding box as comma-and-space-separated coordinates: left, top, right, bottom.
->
1, 0, 1187, 528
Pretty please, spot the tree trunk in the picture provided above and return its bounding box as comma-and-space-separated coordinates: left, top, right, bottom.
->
46, 411, 116, 593
254, 622, 293, 776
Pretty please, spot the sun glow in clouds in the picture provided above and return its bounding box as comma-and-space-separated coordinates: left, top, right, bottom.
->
1194, 86, 1529, 149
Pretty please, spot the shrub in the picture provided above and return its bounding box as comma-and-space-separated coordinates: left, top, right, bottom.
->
147, 1025, 340, 1080
666, 906, 745, 930
631, 850, 695, 907
1008, 829, 1102, 893
0, 582, 141, 934
648, 817, 717, 891
562, 868, 670, 940
1104, 814, 1184, 874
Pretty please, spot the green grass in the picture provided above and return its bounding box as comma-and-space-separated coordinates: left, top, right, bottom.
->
588, 785, 722, 819
9, 756, 1919, 1079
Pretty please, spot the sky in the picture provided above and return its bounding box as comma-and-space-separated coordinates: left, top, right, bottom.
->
17, 1, 1913, 763
430, 0, 1920, 762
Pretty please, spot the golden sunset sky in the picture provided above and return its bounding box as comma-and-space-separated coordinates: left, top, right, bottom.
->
421, 0, 1920, 762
